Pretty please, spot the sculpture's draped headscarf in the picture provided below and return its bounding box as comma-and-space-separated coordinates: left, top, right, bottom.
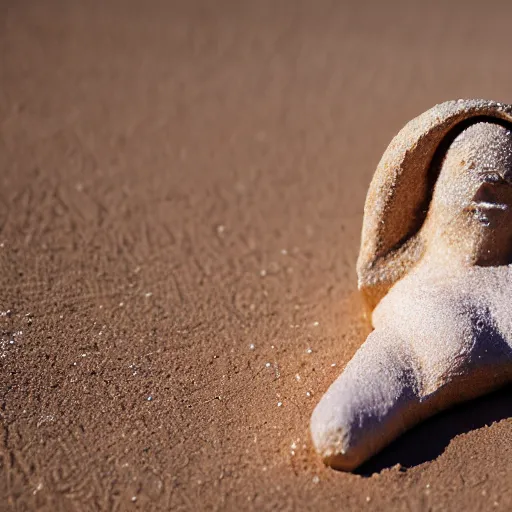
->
357, 99, 512, 311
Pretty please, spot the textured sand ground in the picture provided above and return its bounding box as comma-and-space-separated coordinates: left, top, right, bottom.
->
0, 1, 511, 510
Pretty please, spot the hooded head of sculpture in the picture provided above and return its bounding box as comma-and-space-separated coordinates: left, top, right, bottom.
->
357, 100, 512, 312
424, 121, 512, 267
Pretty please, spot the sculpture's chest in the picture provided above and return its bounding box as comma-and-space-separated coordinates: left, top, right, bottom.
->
372, 267, 512, 348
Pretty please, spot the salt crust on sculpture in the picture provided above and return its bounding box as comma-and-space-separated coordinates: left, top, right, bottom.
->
311, 100, 512, 471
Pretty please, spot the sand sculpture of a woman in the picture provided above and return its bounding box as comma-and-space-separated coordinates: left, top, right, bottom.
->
311, 99, 512, 471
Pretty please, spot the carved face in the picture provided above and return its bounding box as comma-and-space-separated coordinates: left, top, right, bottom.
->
430, 122, 512, 230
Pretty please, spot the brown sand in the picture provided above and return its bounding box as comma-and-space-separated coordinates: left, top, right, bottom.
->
1, 1, 511, 510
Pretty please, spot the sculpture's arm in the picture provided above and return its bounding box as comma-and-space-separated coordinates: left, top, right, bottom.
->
310, 327, 425, 471
310, 311, 512, 471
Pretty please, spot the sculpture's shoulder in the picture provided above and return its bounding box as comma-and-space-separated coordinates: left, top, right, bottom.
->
371, 265, 512, 338
370, 266, 512, 393
371, 272, 464, 336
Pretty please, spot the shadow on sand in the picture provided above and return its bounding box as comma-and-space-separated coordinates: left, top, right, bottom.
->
355, 384, 512, 476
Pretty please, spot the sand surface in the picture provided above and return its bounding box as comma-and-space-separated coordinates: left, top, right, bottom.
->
1, 1, 511, 510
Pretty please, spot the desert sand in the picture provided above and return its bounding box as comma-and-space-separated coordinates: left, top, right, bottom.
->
1, 1, 511, 510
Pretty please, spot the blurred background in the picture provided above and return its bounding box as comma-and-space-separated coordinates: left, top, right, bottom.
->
1, 1, 511, 510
